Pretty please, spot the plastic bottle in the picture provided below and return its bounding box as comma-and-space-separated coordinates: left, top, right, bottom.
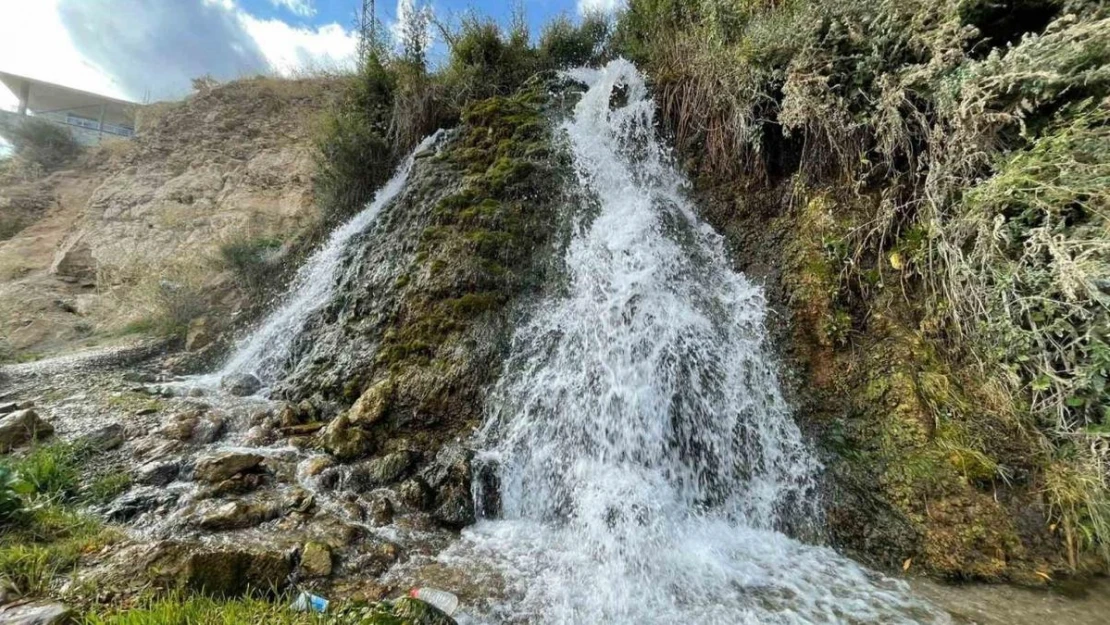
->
408, 587, 459, 615
290, 591, 329, 613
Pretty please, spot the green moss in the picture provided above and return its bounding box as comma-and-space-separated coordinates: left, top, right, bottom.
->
376, 88, 556, 375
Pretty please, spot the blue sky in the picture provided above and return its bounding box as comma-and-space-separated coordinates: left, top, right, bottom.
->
0, 0, 621, 108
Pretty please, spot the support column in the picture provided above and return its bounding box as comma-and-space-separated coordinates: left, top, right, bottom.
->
17, 80, 30, 115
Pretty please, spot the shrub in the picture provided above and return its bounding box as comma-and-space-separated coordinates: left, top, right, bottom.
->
314, 56, 396, 228
2, 117, 81, 169
539, 13, 611, 68
219, 236, 284, 295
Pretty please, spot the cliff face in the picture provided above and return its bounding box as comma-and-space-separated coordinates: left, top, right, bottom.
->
0, 77, 336, 362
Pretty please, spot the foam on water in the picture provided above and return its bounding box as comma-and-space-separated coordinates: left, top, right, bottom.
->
216, 131, 443, 387
447, 60, 948, 624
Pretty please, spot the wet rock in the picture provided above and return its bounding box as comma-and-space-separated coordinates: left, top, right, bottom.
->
0, 403, 18, 415
300, 455, 335, 478
193, 452, 262, 483
106, 488, 176, 522
243, 425, 277, 446
277, 404, 302, 428
348, 379, 392, 426
347, 451, 419, 490
431, 483, 474, 528
122, 371, 158, 384
299, 541, 332, 578
197, 474, 266, 499
192, 500, 283, 531
78, 423, 124, 451
219, 373, 262, 397
191, 415, 226, 444
349, 540, 401, 577
136, 460, 180, 486
322, 415, 374, 462
185, 317, 213, 352
0, 600, 74, 624
0, 409, 54, 453
181, 548, 292, 597
398, 478, 430, 511
420, 446, 475, 528
368, 495, 394, 527
131, 438, 182, 463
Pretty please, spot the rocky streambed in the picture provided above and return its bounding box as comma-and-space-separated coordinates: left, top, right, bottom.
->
0, 342, 494, 617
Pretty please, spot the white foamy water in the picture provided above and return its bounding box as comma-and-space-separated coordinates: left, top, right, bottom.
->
446, 61, 947, 624
217, 132, 442, 386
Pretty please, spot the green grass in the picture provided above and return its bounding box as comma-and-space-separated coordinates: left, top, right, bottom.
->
1, 441, 88, 501
0, 503, 117, 596
80, 593, 321, 625
86, 472, 132, 505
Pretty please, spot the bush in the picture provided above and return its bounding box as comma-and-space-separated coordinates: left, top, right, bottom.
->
2, 117, 81, 169
314, 56, 396, 228
219, 236, 284, 295
539, 13, 611, 68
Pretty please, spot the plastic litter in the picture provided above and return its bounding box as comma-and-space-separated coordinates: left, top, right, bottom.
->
408, 587, 459, 616
291, 591, 329, 613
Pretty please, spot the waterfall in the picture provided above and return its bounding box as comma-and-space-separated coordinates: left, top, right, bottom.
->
448, 61, 945, 625
216, 132, 441, 387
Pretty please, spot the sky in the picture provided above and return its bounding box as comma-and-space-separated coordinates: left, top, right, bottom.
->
0, 0, 624, 110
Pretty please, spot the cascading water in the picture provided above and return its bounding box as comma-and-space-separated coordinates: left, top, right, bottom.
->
216, 132, 441, 387
445, 61, 947, 624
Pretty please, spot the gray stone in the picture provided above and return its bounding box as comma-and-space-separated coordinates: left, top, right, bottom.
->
347, 451, 419, 490
0, 601, 73, 624
180, 548, 292, 597
136, 460, 180, 487
79, 423, 124, 451
219, 373, 262, 397
192, 500, 282, 531
193, 452, 262, 483
0, 409, 54, 453
185, 317, 213, 352
298, 541, 332, 578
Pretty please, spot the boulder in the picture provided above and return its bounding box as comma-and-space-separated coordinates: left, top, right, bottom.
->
192, 500, 283, 531
299, 541, 332, 578
420, 446, 475, 529
193, 452, 262, 483
322, 415, 374, 462
185, 317, 213, 352
181, 549, 292, 597
347, 451, 419, 490
0, 601, 74, 624
348, 379, 393, 426
136, 460, 180, 487
78, 423, 124, 451
368, 495, 394, 527
0, 410, 54, 453
105, 488, 177, 522
50, 232, 96, 283
219, 373, 262, 397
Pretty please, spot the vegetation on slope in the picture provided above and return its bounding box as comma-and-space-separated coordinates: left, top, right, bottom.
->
616, 0, 1110, 578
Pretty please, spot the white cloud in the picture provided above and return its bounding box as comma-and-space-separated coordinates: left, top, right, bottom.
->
243, 16, 358, 75
0, 0, 128, 108
578, 0, 626, 15
0, 0, 356, 107
271, 0, 316, 18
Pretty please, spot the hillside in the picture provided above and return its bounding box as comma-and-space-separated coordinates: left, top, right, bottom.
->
0, 76, 337, 363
